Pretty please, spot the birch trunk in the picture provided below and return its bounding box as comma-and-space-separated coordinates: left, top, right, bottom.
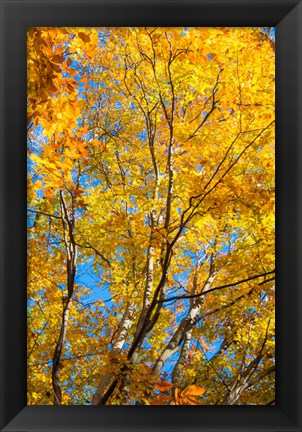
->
52, 192, 77, 405
91, 301, 134, 405
152, 272, 216, 376
172, 329, 192, 387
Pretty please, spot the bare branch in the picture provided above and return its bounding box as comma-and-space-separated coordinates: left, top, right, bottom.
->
157, 270, 275, 304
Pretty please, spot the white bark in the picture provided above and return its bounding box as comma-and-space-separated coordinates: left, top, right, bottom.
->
91, 301, 134, 405
172, 329, 192, 387
152, 272, 217, 376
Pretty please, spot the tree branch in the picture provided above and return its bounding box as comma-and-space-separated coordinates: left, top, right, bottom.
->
157, 270, 275, 304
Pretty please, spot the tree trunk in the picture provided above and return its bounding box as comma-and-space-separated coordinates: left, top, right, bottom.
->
91, 301, 134, 405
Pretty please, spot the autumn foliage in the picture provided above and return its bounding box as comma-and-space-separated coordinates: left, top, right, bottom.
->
27, 27, 275, 405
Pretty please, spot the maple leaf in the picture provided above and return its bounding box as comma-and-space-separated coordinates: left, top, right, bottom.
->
73, 189, 85, 197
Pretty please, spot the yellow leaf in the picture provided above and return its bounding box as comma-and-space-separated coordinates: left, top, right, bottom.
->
34, 180, 43, 189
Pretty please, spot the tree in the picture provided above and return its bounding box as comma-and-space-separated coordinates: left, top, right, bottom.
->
27, 27, 275, 406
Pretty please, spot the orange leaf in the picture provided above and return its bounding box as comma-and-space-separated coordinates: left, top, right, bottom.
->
74, 189, 84, 196
78, 199, 88, 210
152, 394, 174, 405
78, 32, 90, 43
50, 62, 61, 73
181, 385, 206, 397
91, 139, 101, 147
44, 188, 53, 202
68, 101, 77, 116
175, 394, 200, 405
183, 396, 199, 405
154, 381, 174, 392
67, 83, 75, 93
52, 55, 64, 64
46, 79, 57, 93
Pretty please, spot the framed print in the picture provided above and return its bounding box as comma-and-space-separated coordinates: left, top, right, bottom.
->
1, 0, 301, 431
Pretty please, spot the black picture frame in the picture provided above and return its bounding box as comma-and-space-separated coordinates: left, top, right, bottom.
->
1, 0, 301, 431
